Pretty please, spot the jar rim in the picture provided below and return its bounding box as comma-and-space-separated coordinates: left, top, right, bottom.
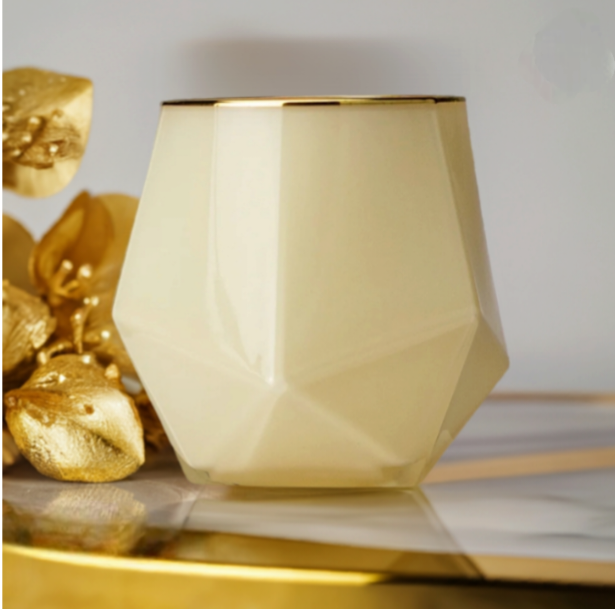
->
162, 95, 465, 107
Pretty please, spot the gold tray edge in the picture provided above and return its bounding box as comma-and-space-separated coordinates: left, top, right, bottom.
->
2, 543, 384, 586
5, 543, 614, 587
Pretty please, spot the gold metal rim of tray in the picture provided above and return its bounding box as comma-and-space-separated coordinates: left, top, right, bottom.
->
4, 539, 614, 608
4, 392, 615, 608
4, 539, 615, 586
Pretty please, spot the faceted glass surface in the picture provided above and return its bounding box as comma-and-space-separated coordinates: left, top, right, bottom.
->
114, 97, 508, 488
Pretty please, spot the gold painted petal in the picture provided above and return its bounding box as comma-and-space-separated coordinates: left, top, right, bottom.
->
4, 354, 145, 482
29, 191, 113, 299
91, 193, 139, 293
2, 214, 36, 294
2, 67, 93, 198
2, 281, 56, 375
77, 193, 139, 316
85, 194, 139, 375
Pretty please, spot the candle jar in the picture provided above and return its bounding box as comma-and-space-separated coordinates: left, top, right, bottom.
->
114, 96, 508, 488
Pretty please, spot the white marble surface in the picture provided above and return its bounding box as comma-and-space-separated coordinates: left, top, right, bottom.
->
441, 398, 615, 462
425, 469, 615, 562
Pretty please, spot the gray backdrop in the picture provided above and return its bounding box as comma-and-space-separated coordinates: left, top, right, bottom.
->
3, 0, 614, 392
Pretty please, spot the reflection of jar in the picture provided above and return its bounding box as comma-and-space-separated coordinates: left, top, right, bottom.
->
115, 96, 508, 489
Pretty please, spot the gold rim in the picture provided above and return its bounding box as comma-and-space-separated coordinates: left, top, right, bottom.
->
424, 446, 615, 484
5, 543, 615, 587
162, 95, 465, 107
489, 391, 615, 404
3, 544, 384, 586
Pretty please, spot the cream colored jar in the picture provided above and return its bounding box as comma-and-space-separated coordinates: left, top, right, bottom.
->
114, 96, 508, 488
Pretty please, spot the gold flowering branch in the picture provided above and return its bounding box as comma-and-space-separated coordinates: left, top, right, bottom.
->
2, 68, 169, 481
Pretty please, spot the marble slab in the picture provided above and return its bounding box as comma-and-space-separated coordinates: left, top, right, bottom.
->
425, 468, 615, 562
441, 398, 615, 462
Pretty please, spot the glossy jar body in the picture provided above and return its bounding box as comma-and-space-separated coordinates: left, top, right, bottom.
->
114, 96, 508, 487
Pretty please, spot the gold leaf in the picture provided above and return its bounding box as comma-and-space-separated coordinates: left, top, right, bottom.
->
2, 67, 93, 197
2, 214, 36, 294
4, 353, 145, 482
2, 281, 56, 376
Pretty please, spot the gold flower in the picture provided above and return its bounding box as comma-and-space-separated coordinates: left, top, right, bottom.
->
4, 352, 145, 482
3, 67, 93, 197
30, 190, 139, 375
1, 68, 170, 483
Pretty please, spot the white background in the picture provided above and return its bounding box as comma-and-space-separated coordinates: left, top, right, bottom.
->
3, 0, 615, 392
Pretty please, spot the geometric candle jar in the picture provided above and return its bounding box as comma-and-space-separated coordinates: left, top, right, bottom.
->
114, 96, 508, 488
